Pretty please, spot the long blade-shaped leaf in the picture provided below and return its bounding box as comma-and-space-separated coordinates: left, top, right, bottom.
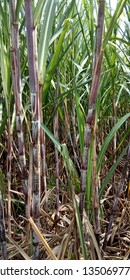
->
103, 0, 127, 49
73, 196, 87, 259
38, 0, 56, 83
34, 0, 45, 27
15, 0, 23, 22
41, 123, 61, 152
97, 113, 130, 172
75, 84, 84, 155
0, 35, 10, 109
41, 123, 80, 191
43, 18, 71, 99
99, 145, 129, 199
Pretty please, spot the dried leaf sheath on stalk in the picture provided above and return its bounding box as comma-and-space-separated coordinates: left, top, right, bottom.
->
25, 0, 41, 259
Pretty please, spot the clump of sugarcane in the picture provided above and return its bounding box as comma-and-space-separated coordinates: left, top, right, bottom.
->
25, 0, 41, 259
79, 0, 105, 220
102, 144, 130, 256
9, 0, 28, 215
0, 191, 7, 260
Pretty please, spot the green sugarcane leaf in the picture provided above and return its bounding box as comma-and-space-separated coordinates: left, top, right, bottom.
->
41, 123, 80, 191
54, 0, 75, 33
73, 197, 87, 259
15, 0, 23, 22
61, 143, 80, 192
97, 113, 130, 173
0, 1, 9, 36
38, 0, 56, 83
0, 35, 10, 109
34, 0, 45, 27
41, 123, 61, 152
75, 86, 84, 155
43, 18, 71, 99
103, 0, 127, 49
99, 145, 129, 200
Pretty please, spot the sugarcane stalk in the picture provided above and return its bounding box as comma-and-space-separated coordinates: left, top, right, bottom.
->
25, 0, 41, 259
92, 114, 101, 248
91, 0, 106, 247
79, 0, 105, 219
9, 0, 28, 215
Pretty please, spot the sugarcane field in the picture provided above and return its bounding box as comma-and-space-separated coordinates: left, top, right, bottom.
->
0, 0, 130, 260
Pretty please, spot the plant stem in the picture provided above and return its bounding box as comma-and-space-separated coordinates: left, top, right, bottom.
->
79, 0, 105, 219
25, 0, 41, 259
9, 0, 28, 217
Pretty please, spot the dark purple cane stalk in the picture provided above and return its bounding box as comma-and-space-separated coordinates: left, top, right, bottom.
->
91, 0, 106, 249
25, 0, 41, 259
9, 0, 28, 216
